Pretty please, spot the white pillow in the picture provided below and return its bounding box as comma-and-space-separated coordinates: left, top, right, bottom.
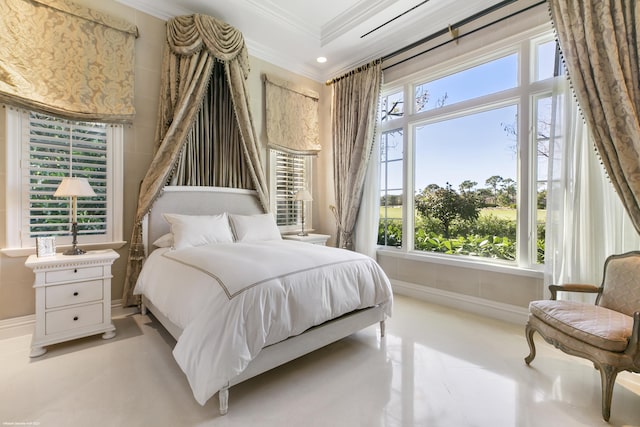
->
229, 213, 282, 242
162, 213, 234, 249
152, 233, 173, 248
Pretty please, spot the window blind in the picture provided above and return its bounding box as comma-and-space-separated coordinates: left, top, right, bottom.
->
273, 150, 308, 226
27, 112, 107, 238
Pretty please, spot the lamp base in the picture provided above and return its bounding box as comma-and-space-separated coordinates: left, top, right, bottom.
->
297, 232, 309, 237
63, 246, 86, 256
63, 222, 85, 255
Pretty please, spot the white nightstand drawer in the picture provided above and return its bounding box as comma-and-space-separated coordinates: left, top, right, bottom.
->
45, 280, 103, 309
45, 303, 104, 335
45, 266, 103, 284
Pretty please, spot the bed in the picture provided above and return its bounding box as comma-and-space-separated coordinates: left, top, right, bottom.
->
134, 186, 393, 415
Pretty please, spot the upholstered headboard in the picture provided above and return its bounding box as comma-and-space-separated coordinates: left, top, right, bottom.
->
142, 186, 264, 254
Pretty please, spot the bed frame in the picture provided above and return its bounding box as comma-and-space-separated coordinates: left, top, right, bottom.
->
140, 186, 386, 415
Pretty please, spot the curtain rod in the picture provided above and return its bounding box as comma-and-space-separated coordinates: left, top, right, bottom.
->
325, 58, 382, 86
382, 0, 546, 70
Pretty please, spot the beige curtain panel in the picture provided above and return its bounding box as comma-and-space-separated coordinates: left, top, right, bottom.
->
548, 0, 640, 234
330, 60, 383, 250
122, 14, 269, 306
0, 0, 138, 123
264, 74, 321, 155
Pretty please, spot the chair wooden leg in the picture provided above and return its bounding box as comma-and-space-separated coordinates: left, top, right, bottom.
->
598, 364, 618, 422
524, 323, 537, 365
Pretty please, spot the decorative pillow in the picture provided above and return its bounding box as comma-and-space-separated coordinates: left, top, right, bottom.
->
153, 233, 173, 248
162, 213, 234, 249
229, 213, 282, 242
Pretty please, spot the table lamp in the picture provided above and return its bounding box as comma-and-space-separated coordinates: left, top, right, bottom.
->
294, 189, 313, 236
54, 177, 96, 255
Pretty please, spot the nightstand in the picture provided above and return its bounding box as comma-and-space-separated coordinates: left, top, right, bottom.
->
25, 249, 120, 357
282, 233, 331, 246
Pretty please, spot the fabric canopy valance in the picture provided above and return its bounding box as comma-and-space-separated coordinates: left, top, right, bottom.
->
0, 0, 138, 123
264, 74, 320, 155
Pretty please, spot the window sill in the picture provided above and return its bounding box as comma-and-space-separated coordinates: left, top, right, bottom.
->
1, 241, 127, 258
376, 246, 544, 279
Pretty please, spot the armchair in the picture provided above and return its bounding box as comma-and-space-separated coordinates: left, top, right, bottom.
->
524, 251, 640, 421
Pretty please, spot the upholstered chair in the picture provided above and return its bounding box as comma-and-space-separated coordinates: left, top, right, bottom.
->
524, 251, 640, 421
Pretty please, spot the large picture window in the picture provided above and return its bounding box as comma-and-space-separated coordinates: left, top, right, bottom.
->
4, 109, 123, 253
378, 29, 563, 268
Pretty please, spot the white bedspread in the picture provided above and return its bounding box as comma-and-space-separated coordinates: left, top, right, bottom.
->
134, 240, 392, 405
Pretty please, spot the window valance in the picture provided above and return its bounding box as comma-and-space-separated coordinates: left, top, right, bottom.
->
264, 74, 321, 155
0, 0, 138, 123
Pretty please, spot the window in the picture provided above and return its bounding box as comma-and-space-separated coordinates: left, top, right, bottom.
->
378, 29, 563, 269
379, 128, 403, 246
268, 149, 312, 232
4, 109, 123, 253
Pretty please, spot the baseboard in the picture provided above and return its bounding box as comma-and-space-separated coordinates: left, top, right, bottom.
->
0, 313, 35, 340
0, 299, 136, 340
391, 279, 529, 325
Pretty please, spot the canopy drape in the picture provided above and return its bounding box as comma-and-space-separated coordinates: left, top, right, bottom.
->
264, 74, 321, 155
329, 60, 383, 250
122, 14, 269, 306
171, 61, 252, 187
548, 0, 640, 235
0, 0, 138, 123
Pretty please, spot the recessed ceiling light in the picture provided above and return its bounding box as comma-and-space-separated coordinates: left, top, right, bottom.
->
316, 57, 327, 63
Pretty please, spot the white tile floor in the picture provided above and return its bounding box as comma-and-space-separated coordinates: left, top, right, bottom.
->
1, 295, 639, 426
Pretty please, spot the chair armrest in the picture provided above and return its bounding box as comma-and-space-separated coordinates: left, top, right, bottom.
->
549, 283, 602, 300
630, 312, 640, 363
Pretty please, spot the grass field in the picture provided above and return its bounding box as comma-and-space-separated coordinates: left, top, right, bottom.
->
380, 206, 546, 223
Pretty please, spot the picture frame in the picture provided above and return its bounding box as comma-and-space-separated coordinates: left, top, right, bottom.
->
36, 236, 56, 257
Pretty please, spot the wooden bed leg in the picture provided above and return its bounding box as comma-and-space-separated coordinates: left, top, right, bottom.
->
380, 320, 386, 338
219, 387, 229, 415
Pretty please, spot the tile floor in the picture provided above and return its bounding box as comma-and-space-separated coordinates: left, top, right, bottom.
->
1, 295, 639, 427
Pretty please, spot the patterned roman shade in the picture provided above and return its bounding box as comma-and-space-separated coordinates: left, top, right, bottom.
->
0, 0, 138, 123
264, 74, 320, 155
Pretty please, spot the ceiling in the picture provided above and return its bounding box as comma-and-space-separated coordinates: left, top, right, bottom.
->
117, 0, 507, 82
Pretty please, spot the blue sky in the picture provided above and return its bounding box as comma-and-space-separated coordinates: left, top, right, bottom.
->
414, 105, 518, 191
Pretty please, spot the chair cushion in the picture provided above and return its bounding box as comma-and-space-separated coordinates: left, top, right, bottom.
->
529, 300, 632, 352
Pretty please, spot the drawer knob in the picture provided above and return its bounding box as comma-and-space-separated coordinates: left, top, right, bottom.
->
73, 291, 79, 296
74, 269, 78, 273
73, 316, 79, 321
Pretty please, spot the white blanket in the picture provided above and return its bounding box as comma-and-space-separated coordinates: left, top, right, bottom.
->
135, 240, 393, 405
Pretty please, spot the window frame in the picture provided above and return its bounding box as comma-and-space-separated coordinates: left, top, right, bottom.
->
268, 148, 313, 234
377, 25, 561, 272
3, 108, 124, 256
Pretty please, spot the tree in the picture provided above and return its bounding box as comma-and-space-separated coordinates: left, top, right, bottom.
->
415, 182, 479, 237
459, 180, 477, 194
485, 175, 503, 205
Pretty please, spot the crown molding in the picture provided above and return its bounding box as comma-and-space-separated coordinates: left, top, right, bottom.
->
321, 0, 398, 46
115, 0, 190, 20
244, 0, 320, 43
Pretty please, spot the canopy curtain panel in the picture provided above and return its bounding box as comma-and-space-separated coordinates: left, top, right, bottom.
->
170, 61, 252, 187
122, 14, 269, 306
329, 60, 383, 250
548, 0, 640, 235
0, 0, 138, 123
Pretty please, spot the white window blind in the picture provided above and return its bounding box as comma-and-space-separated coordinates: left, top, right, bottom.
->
26, 112, 108, 239
3, 107, 123, 255
271, 150, 310, 227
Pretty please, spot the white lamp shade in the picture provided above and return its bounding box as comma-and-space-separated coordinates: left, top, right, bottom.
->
294, 189, 313, 201
54, 177, 96, 198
